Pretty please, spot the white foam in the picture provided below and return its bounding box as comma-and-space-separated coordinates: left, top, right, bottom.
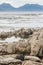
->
0, 36, 21, 43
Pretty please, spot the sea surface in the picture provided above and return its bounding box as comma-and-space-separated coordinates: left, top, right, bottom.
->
0, 12, 43, 42
0, 12, 43, 32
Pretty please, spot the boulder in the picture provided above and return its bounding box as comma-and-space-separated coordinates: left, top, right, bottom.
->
29, 29, 43, 56
6, 43, 16, 54
14, 28, 33, 38
15, 40, 31, 54
0, 40, 31, 55
0, 56, 22, 65
0, 42, 16, 54
1, 54, 24, 60
30, 39, 43, 56
24, 56, 40, 62
0, 54, 22, 65
0, 31, 15, 39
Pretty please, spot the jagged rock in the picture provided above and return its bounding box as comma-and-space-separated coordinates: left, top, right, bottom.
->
0, 54, 24, 60
38, 30, 43, 40
15, 40, 31, 54
14, 28, 33, 38
29, 29, 43, 56
6, 43, 16, 54
30, 40, 40, 56
0, 41, 31, 55
30, 39, 43, 56
0, 38, 43, 56
0, 42, 16, 54
22, 60, 43, 65
0, 28, 43, 56
0, 55, 22, 65
1, 54, 24, 61
25, 28, 43, 56
38, 47, 43, 57
0, 31, 15, 39
24, 56, 40, 62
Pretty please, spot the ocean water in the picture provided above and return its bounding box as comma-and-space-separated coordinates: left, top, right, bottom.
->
0, 12, 43, 32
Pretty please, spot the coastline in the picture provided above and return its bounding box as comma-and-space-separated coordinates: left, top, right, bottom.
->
0, 28, 43, 65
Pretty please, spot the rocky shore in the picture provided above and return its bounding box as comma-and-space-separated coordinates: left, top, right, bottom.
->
0, 28, 43, 65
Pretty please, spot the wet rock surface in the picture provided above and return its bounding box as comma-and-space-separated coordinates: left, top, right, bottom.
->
0, 28, 43, 65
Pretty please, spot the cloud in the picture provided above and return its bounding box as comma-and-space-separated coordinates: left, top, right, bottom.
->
0, 0, 43, 7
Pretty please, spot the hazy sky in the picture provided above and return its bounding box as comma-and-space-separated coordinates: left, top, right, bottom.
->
0, 0, 43, 8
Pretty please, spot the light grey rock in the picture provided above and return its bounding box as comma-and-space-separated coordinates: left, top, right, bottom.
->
24, 56, 40, 62
0, 55, 22, 65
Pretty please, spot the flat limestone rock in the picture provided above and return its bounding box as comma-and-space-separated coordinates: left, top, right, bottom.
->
0, 54, 24, 60
0, 55, 22, 64
24, 56, 40, 62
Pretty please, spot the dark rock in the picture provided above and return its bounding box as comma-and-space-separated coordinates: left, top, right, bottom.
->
14, 28, 33, 38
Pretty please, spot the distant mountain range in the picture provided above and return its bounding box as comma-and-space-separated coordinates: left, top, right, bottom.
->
0, 3, 43, 11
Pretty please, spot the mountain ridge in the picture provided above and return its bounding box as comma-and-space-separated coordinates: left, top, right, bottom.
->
0, 3, 43, 11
